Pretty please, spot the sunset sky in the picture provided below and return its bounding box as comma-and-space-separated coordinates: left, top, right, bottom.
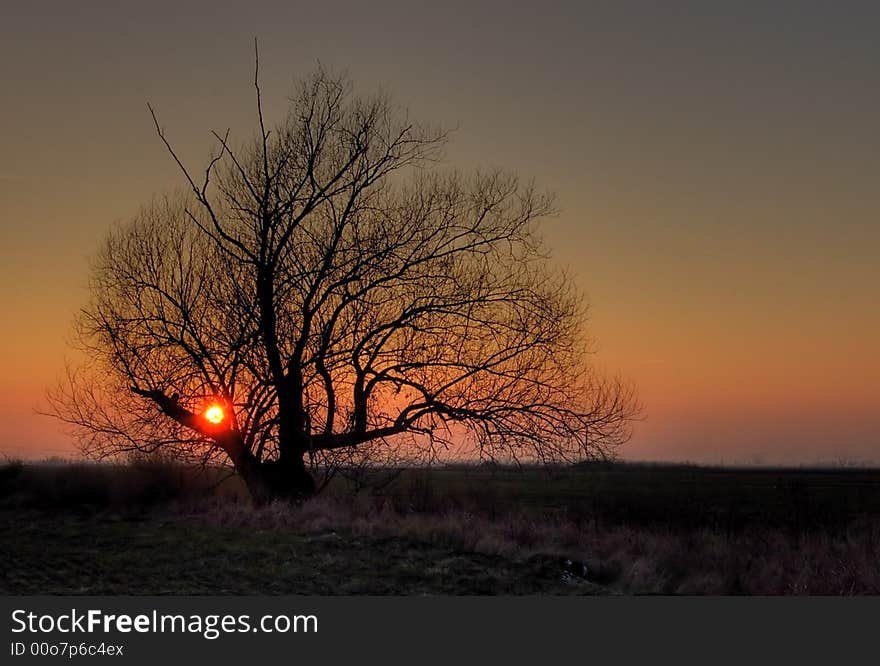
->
1, 1, 877, 463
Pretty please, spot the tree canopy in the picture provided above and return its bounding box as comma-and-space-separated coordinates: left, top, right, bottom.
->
48, 61, 639, 501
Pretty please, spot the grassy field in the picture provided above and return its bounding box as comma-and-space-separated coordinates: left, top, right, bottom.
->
1, 460, 879, 594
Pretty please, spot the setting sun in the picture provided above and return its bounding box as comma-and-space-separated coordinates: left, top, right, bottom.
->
204, 404, 225, 425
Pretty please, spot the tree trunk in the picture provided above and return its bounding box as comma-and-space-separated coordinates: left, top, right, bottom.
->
224, 435, 315, 504
234, 455, 314, 505
130, 388, 317, 504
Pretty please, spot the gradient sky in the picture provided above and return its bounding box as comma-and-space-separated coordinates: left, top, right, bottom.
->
1, 1, 877, 463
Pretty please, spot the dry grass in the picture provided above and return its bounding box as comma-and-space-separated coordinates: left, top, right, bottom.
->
2, 459, 879, 594
0, 458, 243, 511
179, 492, 880, 594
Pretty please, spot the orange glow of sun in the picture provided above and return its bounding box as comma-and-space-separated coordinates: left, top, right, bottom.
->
204, 404, 225, 424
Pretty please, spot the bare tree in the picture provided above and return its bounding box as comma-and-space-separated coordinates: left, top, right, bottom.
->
47, 55, 639, 502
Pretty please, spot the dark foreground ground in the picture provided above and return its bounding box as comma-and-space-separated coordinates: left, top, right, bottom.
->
1, 460, 879, 594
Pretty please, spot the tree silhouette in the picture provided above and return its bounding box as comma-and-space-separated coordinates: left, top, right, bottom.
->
47, 56, 639, 502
